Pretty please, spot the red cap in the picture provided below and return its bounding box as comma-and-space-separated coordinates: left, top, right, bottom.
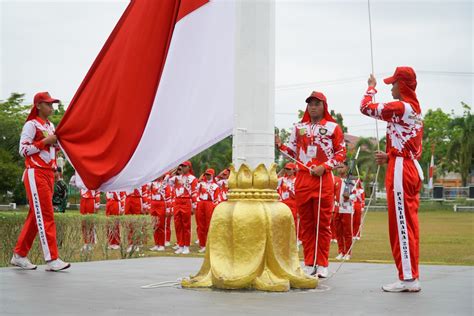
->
205, 168, 215, 176
26, 92, 60, 122
34, 92, 59, 106
284, 163, 296, 170
179, 161, 194, 175
383, 67, 417, 86
180, 161, 192, 168
383, 67, 420, 114
301, 91, 336, 123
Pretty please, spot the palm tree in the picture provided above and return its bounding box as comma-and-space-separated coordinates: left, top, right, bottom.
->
447, 103, 473, 186
354, 136, 386, 195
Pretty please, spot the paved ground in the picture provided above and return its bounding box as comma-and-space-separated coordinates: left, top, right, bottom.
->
1, 257, 472, 315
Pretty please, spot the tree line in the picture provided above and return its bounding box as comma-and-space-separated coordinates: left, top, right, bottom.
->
0, 92, 471, 204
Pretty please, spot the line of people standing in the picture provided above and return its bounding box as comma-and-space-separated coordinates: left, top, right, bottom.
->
78, 162, 230, 254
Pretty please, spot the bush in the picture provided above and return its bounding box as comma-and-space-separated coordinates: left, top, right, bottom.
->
0, 211, 152, 267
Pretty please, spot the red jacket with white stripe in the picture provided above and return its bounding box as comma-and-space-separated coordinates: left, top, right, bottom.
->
19, 117, 58, 170
360, 87, 423, 160
279, 119, 346, 172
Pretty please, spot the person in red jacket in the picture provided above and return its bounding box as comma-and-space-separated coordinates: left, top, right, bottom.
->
149, 175, 172, 251
334, 163, 356, 260
216, 168, 230, 202
352, 180, 365, 240
168, 161, 198, 255
277, 163, 298, 237
276, 91, 346, 278
80, 189, 99, 251
141, 183, 151, 215
105, 191, 122, 250
196, 169, 221, 253
361, 67, 423, 292
124, 187, 143, 252
163, 174, 172, 247
12, 92, 70, 271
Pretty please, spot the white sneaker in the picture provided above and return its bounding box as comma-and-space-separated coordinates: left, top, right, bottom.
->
174, 247, 183, 254
10, 253, 37, 270
331, 239, 337, 244
382, 279, 421, 293
302, 265, 316, 276
343, 254, 351, 261
182, 246, 190, 255
335, 253, 344, 260
46, 258, 71, 272
194, 239, 200, 245
156, 246, 165, 251
355, 236, 361, 240
149, 246, 159, 251
165, 241, 171, 247
108, 244, 120, 250
317, 266, 329, 278
297, 240, 303, 246
198, 247, 206, 253
172, 244, 180, 250
81, 244, 89, 252
126, 245, 135, 253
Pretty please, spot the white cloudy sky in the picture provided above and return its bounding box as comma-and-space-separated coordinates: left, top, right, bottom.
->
1, 0, 472, 137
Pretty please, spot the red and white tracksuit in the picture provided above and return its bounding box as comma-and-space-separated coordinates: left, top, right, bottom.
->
196, 180, 221, 247
141, 183, 151, 215
105, 191, 122, 246
334, 176, 356, 256
277, 175, 298, 236
216, 179, 228, 202
353, 183, 365, 238
80, 189, 99, 244
124, 188, 144, 245
14, 117, 59, 261
280, 119, 346, 267
331, 179, 340, 241
125, 188, 143, 215
361, 87, 423, 280
150, 180, 172, 247
168, 173, 198, 247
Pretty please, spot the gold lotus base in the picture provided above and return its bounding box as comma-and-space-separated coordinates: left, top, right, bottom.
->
181, 163, 317, 292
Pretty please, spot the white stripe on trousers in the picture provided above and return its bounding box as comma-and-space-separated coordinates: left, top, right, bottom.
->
27, 169, 52, 261
394, 157, 413, 280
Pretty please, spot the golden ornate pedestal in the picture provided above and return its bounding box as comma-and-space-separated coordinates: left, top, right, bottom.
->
181, 163, 317, 292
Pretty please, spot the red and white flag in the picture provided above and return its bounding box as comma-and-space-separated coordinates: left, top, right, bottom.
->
56, 0, 235, 191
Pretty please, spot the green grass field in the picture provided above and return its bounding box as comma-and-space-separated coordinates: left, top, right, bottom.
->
1, 208, 473, 267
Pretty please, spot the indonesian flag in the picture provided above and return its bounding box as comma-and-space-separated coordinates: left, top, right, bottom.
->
428, 153, 434, 189
56, 0, 235, 191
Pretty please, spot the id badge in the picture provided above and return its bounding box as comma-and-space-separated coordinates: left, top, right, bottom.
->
307, 145, 317, 157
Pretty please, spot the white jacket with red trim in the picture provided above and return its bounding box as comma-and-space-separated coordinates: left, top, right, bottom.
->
216, 179, 228, 202
19, 117, 58, 169
197, 180, 221, 205
277, 176, 296, 202
338, 179, 357, 214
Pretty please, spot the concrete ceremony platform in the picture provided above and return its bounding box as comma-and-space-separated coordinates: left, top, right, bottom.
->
1, 257, 472, 315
